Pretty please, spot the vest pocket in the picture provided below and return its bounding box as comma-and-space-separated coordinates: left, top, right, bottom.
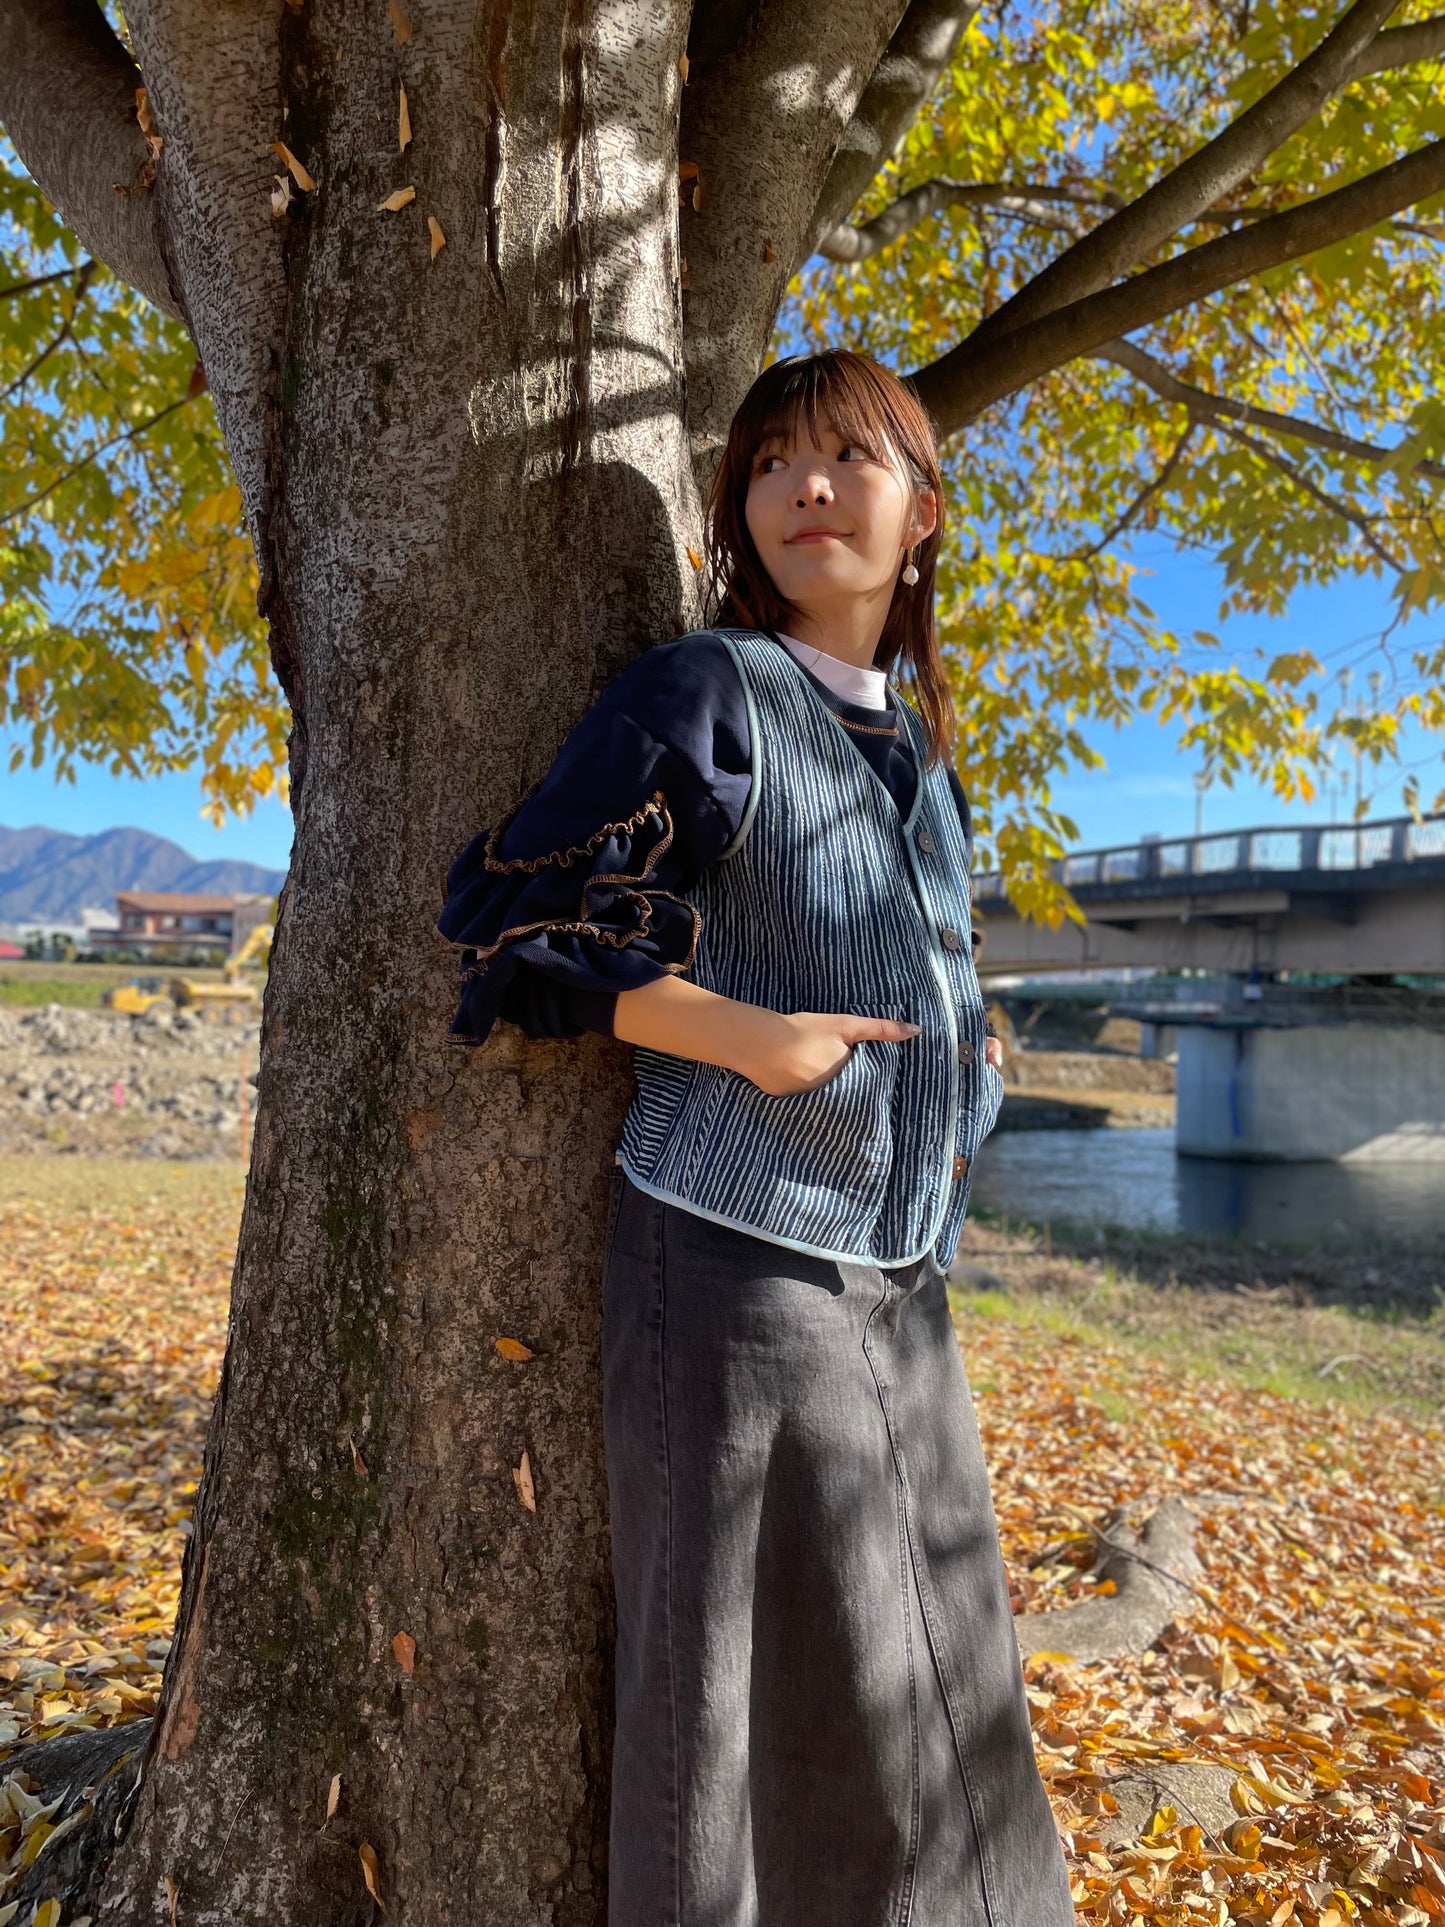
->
690, 1002, 908, 1232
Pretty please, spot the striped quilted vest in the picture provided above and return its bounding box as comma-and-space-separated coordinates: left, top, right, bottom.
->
619, 629, 1003, 1270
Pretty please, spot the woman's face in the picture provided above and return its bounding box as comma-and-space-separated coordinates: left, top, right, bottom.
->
743, 416, 935, 618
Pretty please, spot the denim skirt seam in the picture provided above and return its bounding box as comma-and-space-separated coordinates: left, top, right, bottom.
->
655, 1192, 684, 1927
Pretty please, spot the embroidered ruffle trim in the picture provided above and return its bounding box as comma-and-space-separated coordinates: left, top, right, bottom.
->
444, 789, 701, 977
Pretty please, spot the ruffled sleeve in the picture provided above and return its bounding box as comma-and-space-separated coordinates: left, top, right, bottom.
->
436, 638, 749, 1045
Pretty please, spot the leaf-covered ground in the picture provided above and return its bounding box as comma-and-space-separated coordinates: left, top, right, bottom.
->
1, 1160, 1442, 1926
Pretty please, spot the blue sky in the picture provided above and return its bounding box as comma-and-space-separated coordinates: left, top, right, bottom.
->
3, 544, 1440, 874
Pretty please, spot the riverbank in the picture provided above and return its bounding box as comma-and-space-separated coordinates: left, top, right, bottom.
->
951, 1208, 1445, 1426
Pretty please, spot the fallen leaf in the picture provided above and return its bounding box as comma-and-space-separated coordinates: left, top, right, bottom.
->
428, 215, 446, 259
686, 546, 703, 571
359, 1841, 387, 1911
678, 160, 699, 182
494, 1337, 533, 1362
679, 256, 690, 290
391, 1630, 416, 1674
348, 1432, 370, 1477
763, 240, 776, 263
398, 85, 412, 151
270, 175, 293, 218
513, 1450, 536, 1514
678, 50, 689, 82
377, 186, 416, 212
326, 1772, 341, 1820
691, 180, 708, 213
164, 1875, 179, 1926
388, 0, 412, 45
32, 1903, 60, 1927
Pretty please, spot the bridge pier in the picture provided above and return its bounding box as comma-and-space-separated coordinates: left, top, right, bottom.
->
1176, 1021, 1445, 1162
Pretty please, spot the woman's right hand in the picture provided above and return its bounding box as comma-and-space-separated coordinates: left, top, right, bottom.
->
738, 1011, 922, 1097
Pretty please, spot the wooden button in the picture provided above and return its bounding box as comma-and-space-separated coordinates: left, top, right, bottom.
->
940, 926, 962, 952
952, 1155, 969, 1181
916, 829, 936, 854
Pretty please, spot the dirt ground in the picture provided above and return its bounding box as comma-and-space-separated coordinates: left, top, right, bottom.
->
0, 1004, 258, 1162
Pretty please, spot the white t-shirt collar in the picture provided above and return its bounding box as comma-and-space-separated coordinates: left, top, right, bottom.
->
775, 632, 890, 712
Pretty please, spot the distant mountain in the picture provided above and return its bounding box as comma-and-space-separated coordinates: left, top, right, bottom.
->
0, 824, 288, 924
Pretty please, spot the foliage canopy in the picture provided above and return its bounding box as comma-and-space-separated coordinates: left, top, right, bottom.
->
4, 0, 1445, 911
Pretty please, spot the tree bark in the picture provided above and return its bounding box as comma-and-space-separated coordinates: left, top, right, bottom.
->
12, 0, 715, 1916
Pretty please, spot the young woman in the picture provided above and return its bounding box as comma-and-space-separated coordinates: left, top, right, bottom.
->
438, 350, 1074, 1926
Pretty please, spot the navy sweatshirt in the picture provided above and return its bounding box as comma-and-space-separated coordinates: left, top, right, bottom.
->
437, 632, 975, 1045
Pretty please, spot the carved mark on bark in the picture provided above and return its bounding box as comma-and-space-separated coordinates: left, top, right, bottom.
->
559, 0, 591, 474
158, 1542, 211, 1761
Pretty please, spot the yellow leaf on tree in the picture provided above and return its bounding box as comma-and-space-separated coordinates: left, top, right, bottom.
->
399, 85, 412, 151
359, 1842, 387, 1911
388, 0, 412, 44
494, 1337, 533, 1361
269, 141, 316, 191
513, 1449, 536, 1513
377, 186, 416, 212
391, 1629, 416, 1674
428, 215, 446, 259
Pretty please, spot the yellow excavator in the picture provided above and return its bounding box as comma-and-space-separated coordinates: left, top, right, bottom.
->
104, 923, 273, 1015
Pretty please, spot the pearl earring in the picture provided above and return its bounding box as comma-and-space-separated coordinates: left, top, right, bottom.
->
901, 544, 920, 586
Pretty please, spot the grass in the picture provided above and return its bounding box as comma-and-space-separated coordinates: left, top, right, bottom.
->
0, 1155, 245, 1210
949, 1232, 1445, 1429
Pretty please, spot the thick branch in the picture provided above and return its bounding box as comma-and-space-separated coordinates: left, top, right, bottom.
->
818, 179, 1118, 261
1350, 12, 1445, 76
967, 0, 1401, 350
913, 135, 1445, 436
1098, 337, 1445, 482
0, 0, 184, 323
804, 0, 980, 258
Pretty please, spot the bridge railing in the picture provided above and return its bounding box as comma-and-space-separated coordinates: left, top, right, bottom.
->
971, 812, 1445, 902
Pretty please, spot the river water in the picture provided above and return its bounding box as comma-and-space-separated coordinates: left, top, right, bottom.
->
970, 1127, 1445, 1242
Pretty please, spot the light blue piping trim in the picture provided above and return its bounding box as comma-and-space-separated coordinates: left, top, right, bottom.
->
714, 630, 763, 861
618, 1153, 937, 1271
893, 698, 963, 1262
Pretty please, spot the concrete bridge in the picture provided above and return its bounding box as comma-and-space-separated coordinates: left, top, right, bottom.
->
971, 814, 1445, 1163
971, 812, 1445, 977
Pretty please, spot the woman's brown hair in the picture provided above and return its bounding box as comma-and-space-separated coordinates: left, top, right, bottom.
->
704, 349, 953, 766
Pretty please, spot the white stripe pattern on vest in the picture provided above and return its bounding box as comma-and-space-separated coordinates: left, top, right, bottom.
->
619, 629, 1003, 1269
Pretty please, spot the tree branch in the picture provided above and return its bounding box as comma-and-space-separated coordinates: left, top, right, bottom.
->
804, 0, 981, 259
680, 0, 906, 455
0, 0, 185, 323
1218, 419, 1406, 570
1097, 337, 1445, 481
0, 389, 195, 527
1, 258, 98, 401
1057, 421, 1197, 563
0, 261, 94, 302
818, 179, 1119, 262
966, 0, 1402, 351
1350, 12, 1445, 77
912, 135, 1445, 436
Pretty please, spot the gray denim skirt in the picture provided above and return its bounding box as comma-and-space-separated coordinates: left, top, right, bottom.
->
601, 1172, 1075, 1926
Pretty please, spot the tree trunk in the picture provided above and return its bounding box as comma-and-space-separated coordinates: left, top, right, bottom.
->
93, 2, 699, 1918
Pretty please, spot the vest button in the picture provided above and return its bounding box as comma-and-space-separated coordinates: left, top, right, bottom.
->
952, 1154, 969, 1181
940, 925, 962, 952
957, 1038, 975, 1065
916, 828, 936, 854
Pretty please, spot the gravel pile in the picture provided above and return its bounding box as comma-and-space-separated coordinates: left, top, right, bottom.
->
0, 1003, 260, 1161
